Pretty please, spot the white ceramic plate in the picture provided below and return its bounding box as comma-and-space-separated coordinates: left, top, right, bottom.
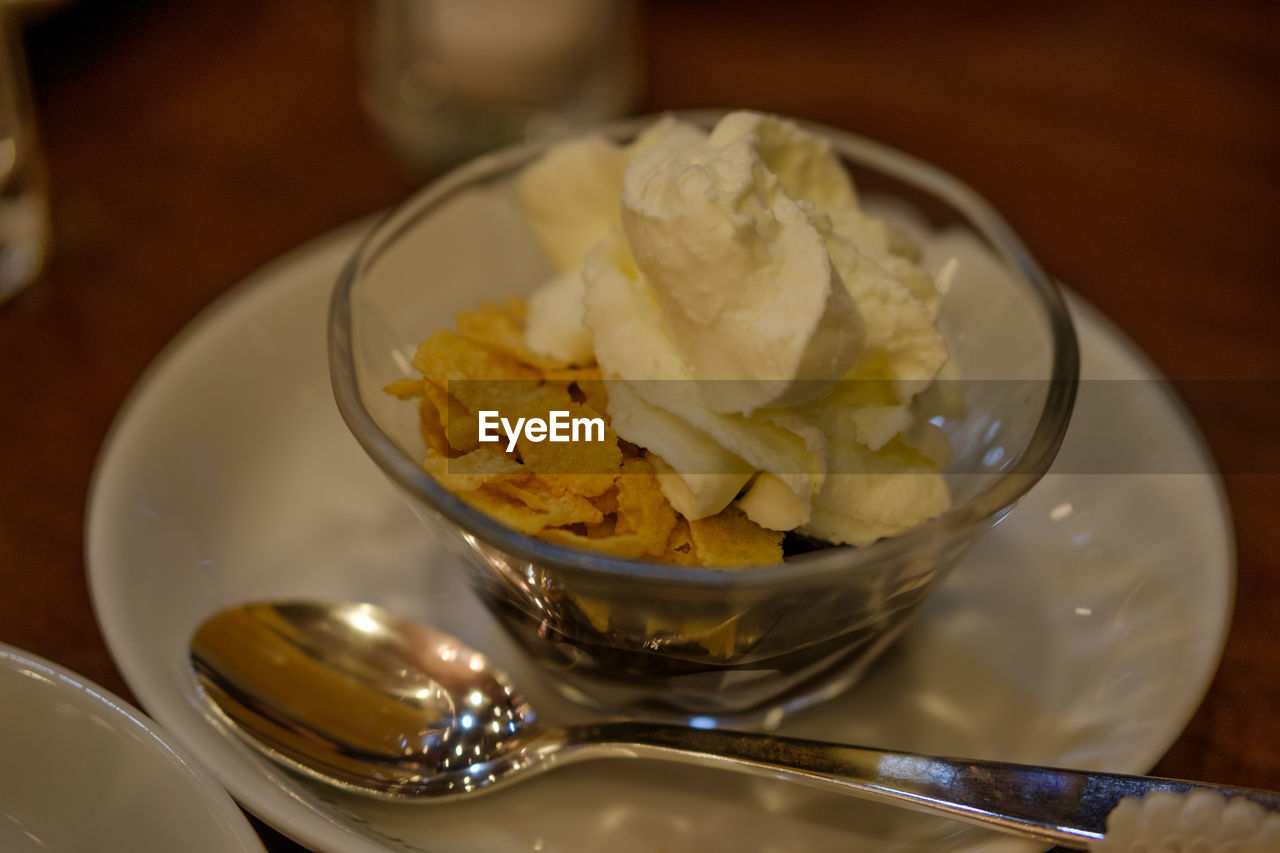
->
86, 223, 1232, 853
0, 643, 267, 853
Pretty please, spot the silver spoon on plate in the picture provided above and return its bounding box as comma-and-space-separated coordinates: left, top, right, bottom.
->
190, 601, 1280, 849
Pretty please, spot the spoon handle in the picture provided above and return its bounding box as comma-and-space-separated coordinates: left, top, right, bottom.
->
563, 722, 1280, 846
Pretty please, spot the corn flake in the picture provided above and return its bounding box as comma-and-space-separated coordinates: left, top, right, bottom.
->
455, 300, 568, 371
688, 506, 783, 567
397, 301, 789, 568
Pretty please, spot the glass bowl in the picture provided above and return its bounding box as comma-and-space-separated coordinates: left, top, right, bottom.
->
329, 111, 1079, 725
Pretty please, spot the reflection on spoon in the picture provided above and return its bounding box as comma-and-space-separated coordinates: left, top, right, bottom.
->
190, 601, 1279, 848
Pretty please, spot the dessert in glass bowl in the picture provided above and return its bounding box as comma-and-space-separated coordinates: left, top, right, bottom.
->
329, 110, 1078, 723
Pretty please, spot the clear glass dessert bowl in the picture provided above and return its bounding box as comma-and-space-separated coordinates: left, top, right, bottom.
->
329, 111, 1079, 725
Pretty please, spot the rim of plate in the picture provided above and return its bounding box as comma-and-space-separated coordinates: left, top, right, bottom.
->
0, 642, 269, 853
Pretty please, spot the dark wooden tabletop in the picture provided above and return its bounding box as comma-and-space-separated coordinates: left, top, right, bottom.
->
2, 1, 1277, 850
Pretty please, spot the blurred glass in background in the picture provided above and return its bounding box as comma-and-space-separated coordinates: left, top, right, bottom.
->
361, 0, 639, 179
0, 0, 49, 304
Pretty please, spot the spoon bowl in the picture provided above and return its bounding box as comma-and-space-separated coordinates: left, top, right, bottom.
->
191, 600, 1280, 847
191, 601, 547, 796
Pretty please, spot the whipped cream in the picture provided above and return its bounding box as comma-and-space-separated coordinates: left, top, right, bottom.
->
515, 112, 952, 546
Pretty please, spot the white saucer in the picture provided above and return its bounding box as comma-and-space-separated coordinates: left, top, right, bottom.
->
0, 643, 267, 853
85, 223, 1232, 853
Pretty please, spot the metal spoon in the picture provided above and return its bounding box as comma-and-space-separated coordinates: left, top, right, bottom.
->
190, 601, 1279, 848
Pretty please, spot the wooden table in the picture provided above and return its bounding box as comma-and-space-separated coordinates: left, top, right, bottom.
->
3, 1, 1276, 849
